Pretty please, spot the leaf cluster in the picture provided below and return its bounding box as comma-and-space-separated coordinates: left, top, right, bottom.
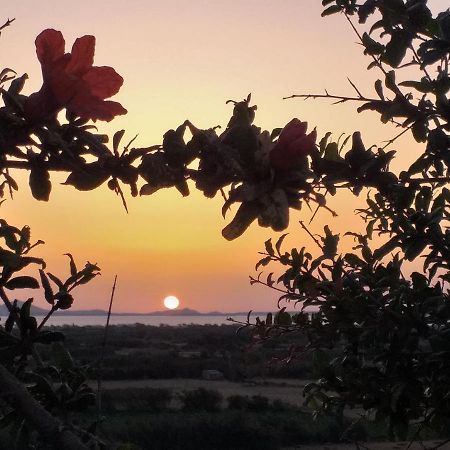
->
245, 0, 450, 442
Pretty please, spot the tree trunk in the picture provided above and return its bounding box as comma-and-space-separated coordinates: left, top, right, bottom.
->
0, 363, 89, 450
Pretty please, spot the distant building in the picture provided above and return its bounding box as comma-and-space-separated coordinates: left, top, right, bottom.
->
201, 369, 224, 380
179, 351, 202, 358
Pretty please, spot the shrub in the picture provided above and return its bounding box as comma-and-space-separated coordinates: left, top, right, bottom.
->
179, 388, 223, 412
101, 388, 172, 412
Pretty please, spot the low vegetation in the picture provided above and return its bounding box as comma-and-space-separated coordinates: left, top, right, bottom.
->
37, 324, 315, 381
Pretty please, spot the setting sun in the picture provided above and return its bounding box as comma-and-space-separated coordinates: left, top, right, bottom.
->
163, 295, 180, 310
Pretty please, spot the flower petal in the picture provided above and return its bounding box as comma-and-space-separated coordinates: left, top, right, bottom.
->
35, 29, 65, 66
66, 35, 95, 76
24, 88, 60, 123
82, 66, 124, 99
278, 119, 308, 145
288, 135, 316, 156
69, 90, 127, 122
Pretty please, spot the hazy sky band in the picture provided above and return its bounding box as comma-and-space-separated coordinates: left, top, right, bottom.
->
1, 0, 447, 313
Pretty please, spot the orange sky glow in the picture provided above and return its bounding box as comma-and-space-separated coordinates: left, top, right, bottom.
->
1, 0, 448, 313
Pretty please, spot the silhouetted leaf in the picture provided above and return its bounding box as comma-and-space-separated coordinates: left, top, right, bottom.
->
4, 276, 39, 290
222, 201, 260, 241
29, 167, 51, 201
362, 32, 384, 55
383, 29, 413, 67
65, 253, 77, 277
274, 307, 292, 326
39, 270, 54, 305
321, 5, 341, 16
64, 163, 109, 191
113, 129, 126, 155
275, 233, 288, 256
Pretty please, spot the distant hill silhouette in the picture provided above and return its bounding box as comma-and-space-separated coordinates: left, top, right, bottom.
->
0, 302, 271, 317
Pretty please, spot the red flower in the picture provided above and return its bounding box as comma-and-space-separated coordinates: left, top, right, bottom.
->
269, 119, 317, 171
25, 29, 127, 123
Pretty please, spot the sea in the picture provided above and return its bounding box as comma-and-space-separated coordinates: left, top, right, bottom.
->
0, 315, 252, 327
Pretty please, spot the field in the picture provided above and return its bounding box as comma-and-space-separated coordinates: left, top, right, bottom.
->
291, 444, 450, 450
93, 377, 309, 407
26, 324, 449, 449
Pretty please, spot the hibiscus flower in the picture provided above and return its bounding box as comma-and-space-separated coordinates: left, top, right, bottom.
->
25, 29, 127, 123
269, 119, 317, 171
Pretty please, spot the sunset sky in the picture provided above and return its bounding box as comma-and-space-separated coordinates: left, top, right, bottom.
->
1, 0, 448, 314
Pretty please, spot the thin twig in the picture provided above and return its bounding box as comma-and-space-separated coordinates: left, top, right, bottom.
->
248, 276, 294, 296
283, 93, 378, 103
407, 177, 450, 184
299, 220, 323, 250
37, 306, 57, 331
408, 44, 441, 129
0, 18, 15, 34
344, 13, 388, 77
96, 275, 117, 417
347, 77, 364, 98
309, 190, 329, 224
381, 125, 413, 150
115, 184, 129, 214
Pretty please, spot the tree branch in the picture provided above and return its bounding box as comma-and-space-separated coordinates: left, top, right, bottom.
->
283, 93, 379, 103
0, 363, 89, 450
0, 18, 15, 33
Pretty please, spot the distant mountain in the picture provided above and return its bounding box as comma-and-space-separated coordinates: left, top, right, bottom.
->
145, 307, 202, 316
0, 302, 48, 316
0, 302, 273, 317
0, 302, 110, 317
